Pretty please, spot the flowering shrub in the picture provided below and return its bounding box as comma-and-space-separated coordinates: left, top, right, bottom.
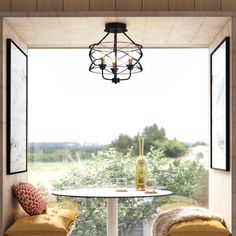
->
52, 147, 208, 235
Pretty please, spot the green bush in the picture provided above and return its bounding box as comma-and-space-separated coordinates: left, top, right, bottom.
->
154, 139, 187, 158
51, 147, 208, 236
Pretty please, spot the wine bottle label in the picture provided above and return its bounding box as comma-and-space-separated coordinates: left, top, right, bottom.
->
136, 158, 147, 191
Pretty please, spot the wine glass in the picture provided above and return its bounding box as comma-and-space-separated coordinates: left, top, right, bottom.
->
146, 178, 157, 193
116, 178, 127, 192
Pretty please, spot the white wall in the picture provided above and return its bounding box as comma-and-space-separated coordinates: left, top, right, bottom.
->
0, 19, 28, 235
209, 18, 234, 232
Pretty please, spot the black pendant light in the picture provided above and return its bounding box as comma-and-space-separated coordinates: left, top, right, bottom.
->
89, 22, 143, 84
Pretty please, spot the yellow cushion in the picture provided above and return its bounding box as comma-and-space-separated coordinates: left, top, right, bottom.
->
47, 208, 79, 221
169, 219, 231, 236
5, 208, 80, 236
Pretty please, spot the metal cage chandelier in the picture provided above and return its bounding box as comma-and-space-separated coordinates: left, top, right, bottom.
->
89, 23, 143, 84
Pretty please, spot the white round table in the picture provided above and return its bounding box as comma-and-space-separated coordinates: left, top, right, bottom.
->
52, 188, 172, 236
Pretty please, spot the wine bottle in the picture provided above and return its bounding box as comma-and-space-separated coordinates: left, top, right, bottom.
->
135, 137, 147, 191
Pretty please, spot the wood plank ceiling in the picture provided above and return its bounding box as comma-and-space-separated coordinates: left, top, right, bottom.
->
2, 0, 236, 11
5, 17, 229, 48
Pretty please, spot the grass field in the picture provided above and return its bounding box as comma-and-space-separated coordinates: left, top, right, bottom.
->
28, 161, 79, 190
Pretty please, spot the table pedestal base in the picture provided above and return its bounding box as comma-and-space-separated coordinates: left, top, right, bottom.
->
52, 188, 172, 236
107, 198, 118, 236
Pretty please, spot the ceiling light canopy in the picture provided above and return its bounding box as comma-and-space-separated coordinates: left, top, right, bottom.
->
89, 22, 143, 84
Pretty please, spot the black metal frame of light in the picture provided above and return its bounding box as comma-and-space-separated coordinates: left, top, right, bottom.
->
89, 23, 143, 84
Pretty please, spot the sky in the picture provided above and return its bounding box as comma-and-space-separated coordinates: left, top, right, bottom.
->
28, 48, 209, 145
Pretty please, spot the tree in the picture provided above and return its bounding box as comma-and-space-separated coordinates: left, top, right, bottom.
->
109, 124, 187, 157
157, 139, 187, 158
132, 124, 166, 155
191, 141, 208, 147
110, 134, 133, 154
143, 124, 166, 141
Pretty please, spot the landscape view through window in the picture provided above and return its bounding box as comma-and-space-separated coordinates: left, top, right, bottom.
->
28, 48, 209, 236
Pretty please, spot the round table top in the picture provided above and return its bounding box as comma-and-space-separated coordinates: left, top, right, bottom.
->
52, 188, 172, 198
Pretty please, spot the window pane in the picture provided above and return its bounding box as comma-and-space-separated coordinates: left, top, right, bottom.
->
28, 49, 209, 235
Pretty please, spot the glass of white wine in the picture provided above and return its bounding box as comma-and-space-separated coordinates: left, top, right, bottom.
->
146, 178, 157, 193
116, 178, 127, 192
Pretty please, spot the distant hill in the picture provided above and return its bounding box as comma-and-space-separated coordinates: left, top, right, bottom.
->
28, 142, 107, 152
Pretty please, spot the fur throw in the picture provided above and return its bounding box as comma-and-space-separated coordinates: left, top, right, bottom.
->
152, 206, 223, 236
